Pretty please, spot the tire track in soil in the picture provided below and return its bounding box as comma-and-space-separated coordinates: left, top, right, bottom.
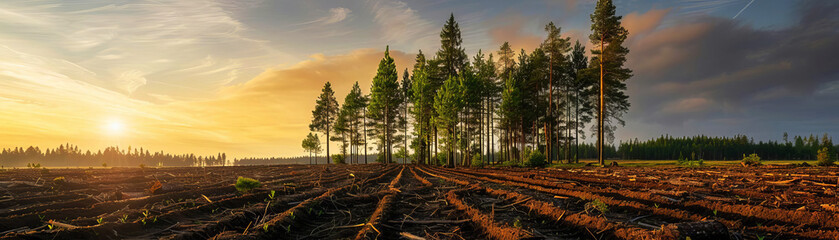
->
433, 167, 839, 240
155, 165, 387, 240
397, 166, 501, 240
420, 166, 648, 240
0, 165, 386, 240
209, 165, 401, 240
0, 166, 325, 230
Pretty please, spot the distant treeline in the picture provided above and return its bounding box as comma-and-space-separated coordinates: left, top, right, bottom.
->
616, 134, 838, 160
233, 155, 379, 165
0, 144, 226, 168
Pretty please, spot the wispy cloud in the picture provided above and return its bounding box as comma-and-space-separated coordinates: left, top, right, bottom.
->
293, 7, 352, 26
0, 0, 281, 97
675, 0, 741, 17
368, 0, 436, 51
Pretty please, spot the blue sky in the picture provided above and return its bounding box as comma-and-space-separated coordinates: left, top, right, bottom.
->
0, 0, 836, 157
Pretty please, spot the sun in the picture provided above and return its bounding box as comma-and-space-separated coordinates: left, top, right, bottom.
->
105, 119, 125, 135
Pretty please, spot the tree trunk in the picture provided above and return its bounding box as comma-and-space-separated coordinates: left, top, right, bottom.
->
575, 86, 580, 163
548, 54, 553, 164
598, 36, 605, 166
490, 102, 494, 165
364, 108, 368, 164
326, 124, 330, 165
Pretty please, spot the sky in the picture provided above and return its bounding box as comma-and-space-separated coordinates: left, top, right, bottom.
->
0, 0, 837, 158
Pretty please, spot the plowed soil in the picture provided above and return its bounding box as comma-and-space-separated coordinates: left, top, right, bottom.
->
0, 164, 836, 239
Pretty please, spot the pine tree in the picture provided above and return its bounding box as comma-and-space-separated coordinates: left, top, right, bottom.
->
542, 21, 571, 163
499, 74, 522, 162
497, 42, 516, 81
340, 82, 366, 164
368, 46, 402, 164
589, 0, 632, 166
459, 64, 481, 166
436, 13, 468, 78
411, 51, 434, 165
434, 75, 463, 167
399, 68, 413, 164
570, 40, 594, 163
310, 82, 339, 163
310, 134, 321, 164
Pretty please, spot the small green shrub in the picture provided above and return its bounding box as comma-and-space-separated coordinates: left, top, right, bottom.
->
817, 147, 835, 166
678, 158, 704, 167
332, 154, 345, 164
585, 199, 609, 215
436, 153, 447, 166
741, 153, 761, 166
471, 153, 484, 168
235, 177, 261, 193
501, 160, 521, 167
525, 150, 547, 168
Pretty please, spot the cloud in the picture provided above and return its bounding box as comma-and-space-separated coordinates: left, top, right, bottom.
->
0, 45, 417, 157
674, 0, 741, 18
294, 7, 352, 26
487, 14, 544, 53
619, 0, 839, 139
368, 0, 436, 50
0, 0, 282, 99
623, 8, 670, 41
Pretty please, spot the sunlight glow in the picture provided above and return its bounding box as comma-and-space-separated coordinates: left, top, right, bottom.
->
105, 119, 125, 135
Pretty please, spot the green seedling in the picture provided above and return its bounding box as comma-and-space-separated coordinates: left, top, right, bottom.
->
654, 203, 660, 208
263, 224, 269, 232
235, 177, 261, 193
756, 235, 766, 240
712, 210, 718, 216
96, 217, 103, 224
269, 190, 276, 200
38, 215, 45, 221
47, 224, 54, 230
513, 218, 522, 228
142, 210, 149, 218
153, 216, 158, 223
141, 219, 146, 225
119, 215, 128, 223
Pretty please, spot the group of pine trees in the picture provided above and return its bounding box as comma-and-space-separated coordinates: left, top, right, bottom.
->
307, 0, 631, 166
618, 133, 838, 161
0, 144, 226, 168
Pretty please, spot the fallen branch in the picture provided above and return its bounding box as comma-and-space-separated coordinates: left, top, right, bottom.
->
387, 219, 470, 224
47, 220, 78, 229
399, 232, 427, 240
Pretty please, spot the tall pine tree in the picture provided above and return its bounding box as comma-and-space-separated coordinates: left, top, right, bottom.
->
309, 82, 339, 164
411, 51, 434, 165
590, 0, 631, 166
434, 75, 463, 167
436, 13, 468, 78
542, 22, 571, 163
368, 46, 402, 164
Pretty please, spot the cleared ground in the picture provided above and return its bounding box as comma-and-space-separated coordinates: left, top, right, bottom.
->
0, 164, 837, 239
